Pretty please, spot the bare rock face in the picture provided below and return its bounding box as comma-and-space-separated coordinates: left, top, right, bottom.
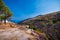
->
0, 28, 46, 40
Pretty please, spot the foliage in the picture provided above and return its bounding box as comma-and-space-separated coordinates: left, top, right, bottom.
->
56, 21, 60, 24
0, 0, 12, 24
3, 7, 12, 24
48, 20, 53, 25
0, 0, 4, 11
41, 22, 46, 26
29, 24, 43, 32
29, 24, 37, 30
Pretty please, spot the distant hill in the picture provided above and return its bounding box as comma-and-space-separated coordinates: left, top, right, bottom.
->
19, 11, 60, 40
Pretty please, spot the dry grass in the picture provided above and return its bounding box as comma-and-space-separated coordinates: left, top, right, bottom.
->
0, 23, 17, 29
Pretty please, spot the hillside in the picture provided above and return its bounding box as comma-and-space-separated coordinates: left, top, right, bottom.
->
0, 22, 47, 40
19, 11, 60, 40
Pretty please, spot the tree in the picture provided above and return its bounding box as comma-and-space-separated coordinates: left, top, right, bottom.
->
3, 7, 12, 24
0, 0, 4, 23
0, 15, 3, 23
0, 0, 12, 24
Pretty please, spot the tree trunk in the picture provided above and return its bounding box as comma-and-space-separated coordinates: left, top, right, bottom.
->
0, 20, 2, 24
0, 19, 2, 23
4, 19, 6, 24
0, 17, 2, 24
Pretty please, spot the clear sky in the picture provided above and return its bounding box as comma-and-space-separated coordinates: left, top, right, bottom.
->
3, 0, 60, 22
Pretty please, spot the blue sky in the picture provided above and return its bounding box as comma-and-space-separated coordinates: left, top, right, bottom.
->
3, 0, 60, 22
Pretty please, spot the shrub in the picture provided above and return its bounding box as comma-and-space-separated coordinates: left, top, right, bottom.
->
41, 22, 46, 26
29, 24, 43, 32
56, 21, 60, 24
48, 20, 53, 25
29, 24, 37, 30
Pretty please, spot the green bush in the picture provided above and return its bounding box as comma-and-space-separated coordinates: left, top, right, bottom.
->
29, 24, 43, 32
29, 24, 37, 30
56, 21, 60, 24
48, 20, 53, 25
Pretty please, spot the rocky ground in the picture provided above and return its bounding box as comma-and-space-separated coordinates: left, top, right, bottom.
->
0, 23, 47, 40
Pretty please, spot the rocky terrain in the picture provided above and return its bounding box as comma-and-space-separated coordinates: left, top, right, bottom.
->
20, 11, 60, 40
0, 23, 47, 40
